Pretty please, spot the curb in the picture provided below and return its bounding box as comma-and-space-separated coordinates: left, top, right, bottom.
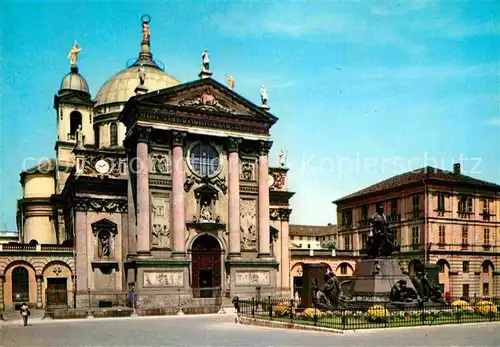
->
238, 316, 500, 334
238, 316, 347, 334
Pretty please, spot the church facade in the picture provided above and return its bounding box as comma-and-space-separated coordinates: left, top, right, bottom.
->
1, 17, 293, 311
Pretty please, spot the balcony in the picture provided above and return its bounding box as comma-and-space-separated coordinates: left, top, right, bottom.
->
409, 210, 423, 219
0, 243, 73, 253
458, 211, 474, 219
358, 219, 370, 227
387, 213, 401, 222
397, 242, 500, 254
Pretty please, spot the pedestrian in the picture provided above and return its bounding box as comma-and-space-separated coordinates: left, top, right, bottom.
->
20, 303, 30, 326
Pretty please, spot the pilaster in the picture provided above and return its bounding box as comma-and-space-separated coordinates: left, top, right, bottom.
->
0, 275, 4, 311
36, 275, 43, 308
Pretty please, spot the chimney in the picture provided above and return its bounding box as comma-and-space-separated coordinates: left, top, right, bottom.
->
453, 163, 461, 175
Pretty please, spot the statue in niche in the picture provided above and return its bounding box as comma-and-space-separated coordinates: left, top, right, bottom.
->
201, 49, 210, 72
200, 199, 213, 221
76, 124, 84, 147
99, 231, 111, 258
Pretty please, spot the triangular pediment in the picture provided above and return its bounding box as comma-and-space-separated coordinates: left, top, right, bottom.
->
194, 184, 219, 200
91, 218, 117, 234
133, 78, 277, 122
54, 91, 93, 107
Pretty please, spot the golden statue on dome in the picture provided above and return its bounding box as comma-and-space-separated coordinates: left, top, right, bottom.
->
67, 41, 81, 66
141, 15, 151, 42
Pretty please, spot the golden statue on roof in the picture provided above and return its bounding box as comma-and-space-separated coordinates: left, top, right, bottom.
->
141, 15, 151, 42
67, 41, 81, 66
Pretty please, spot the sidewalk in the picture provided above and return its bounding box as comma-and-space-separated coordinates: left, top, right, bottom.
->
1, 309, 45, 326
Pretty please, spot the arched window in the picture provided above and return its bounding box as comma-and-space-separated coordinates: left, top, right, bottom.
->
70, 111, 82, 136
94, 126, 100, 148
189, 143, 220, 177
110, 123, 118, 146
12, 267, 29, 302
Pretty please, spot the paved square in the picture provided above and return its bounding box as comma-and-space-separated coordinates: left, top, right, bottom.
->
1, 314, 499, 347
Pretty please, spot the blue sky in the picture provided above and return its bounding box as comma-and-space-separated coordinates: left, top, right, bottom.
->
1, 0, 499, 230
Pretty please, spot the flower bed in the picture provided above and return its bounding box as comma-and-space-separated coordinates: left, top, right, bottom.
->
254, 304, 499, 330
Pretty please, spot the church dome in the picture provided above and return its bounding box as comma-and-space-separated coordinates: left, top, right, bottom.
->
94, 63, 179, 107
60, 66, 89, 94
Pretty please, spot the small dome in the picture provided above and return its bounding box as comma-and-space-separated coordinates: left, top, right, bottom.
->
94, 64, 179, 108
60, 67, 89, 94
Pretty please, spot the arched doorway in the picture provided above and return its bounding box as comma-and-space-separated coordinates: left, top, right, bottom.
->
191, 234, 222, 298
12, 267, 29, 302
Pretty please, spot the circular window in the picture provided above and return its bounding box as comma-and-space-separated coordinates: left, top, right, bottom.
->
189, 143, 220, 177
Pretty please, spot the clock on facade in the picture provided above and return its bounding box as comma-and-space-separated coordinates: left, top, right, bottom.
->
95, 159, 110, 174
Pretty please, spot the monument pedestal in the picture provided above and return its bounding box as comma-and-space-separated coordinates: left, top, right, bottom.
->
300, 263, 329, 308
351, 257, 414, 304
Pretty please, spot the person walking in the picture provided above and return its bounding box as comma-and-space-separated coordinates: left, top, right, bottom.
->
20, 303, 30, 326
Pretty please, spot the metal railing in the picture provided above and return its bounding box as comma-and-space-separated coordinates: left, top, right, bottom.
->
237, 296, 500, 330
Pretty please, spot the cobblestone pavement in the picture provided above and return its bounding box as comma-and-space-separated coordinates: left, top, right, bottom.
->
1, 314, 499, 347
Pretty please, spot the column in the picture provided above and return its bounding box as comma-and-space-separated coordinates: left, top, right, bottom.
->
228, 137, 242, 257
0, 275, 4, 311
280, 209, 292, 291
171, 130, 187, 257
36, 275, 43, 308
258, 141, 272, 257
136, 127, 152, 255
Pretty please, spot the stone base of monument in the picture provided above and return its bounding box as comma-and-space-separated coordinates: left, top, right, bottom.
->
348, 257, 415, 306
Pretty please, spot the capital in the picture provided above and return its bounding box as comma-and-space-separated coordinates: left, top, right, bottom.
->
136, 126, 152, 143
171, 130, 187, 147
259, 140, 273, 156
227, 137, 242, 153
280, 208, 292, 222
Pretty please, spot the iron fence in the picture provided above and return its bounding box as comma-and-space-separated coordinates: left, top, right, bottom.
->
237, 296, 500, 330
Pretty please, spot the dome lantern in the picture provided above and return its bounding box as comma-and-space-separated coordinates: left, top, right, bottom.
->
94, 15, 179, 109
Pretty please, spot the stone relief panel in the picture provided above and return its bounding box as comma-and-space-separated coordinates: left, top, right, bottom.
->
235, 271, 270, 286
149, 153, 171, 175
240, 199, 257, 250
143, 271, 184, 287
270, 171, 287, 190
240, 160, 255, 181
151, 193, 171, 249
